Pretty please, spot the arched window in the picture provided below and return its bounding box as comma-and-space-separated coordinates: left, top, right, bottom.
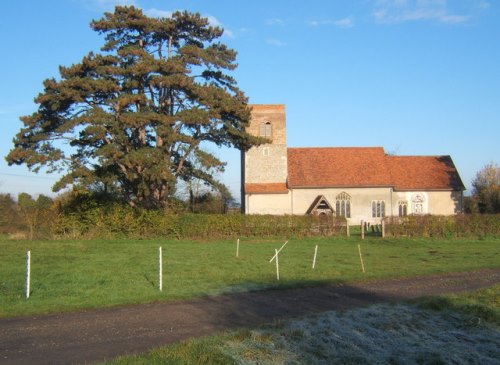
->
335, 192, 351, 218
398, 201, 408, 217
372, 200, 385, 218
259, 121, 272, 137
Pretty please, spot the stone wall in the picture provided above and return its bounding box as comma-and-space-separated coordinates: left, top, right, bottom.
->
244, 104, 288, 184
246, 187, 462, 223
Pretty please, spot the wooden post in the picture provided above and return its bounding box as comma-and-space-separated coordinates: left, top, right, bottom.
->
358, 244, 365, 273
236, 238, 240, 258
269, 240, 288, 263
159, 247, 163, 291
381, 220, 385, 238
26, 251, 31, 299
361, 220, 365, 240
275, 249, 280, 280
346, 222, 350, 237
312, 245, 318, 269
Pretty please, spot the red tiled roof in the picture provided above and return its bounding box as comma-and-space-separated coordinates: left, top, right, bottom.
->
245, 183, 288, 194
387, 155, 465, 190
287, 147, 464, 191
288, 147, 392, 188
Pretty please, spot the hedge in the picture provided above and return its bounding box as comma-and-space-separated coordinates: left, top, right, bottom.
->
51, 206, 347, 240
383, 214, 500, 238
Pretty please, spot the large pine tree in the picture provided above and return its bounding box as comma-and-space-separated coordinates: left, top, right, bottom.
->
6, 6, 261, 208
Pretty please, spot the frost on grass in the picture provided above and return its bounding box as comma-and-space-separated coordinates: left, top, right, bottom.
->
223, 304, 500, 365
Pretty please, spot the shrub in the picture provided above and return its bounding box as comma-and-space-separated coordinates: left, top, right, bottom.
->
384, 214, 500, 238
50, 205, 347, 240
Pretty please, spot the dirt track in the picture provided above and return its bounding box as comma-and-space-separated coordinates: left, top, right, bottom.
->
1, 269, 499, 365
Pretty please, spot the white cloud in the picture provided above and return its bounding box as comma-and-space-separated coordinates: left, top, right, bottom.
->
205, 14, 222, 27
439, 14, 470, 24
334, 17, 355, 28
144, 8, 172, 18
478, 1, 491, 9
222, 28, 235, 38
372, 0, 470, 24
205, 15, 235, 38
308, 19, 329, 27
266, 38, 286, 47
80, 0, 137, 12
81, 2, 235, 37
309, 17, 354, 28
266, 18, 286, 26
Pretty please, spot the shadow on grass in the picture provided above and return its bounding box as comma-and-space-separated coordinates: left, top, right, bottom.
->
0, 282, 404, 365
2, 271, 499, 365
188, 279, 405, 331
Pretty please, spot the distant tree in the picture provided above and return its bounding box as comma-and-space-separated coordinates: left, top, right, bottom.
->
0, 194, 20, 234
463, 195, 479, 214
191, 190, 231, 214
471, 163, 500, 214
6, 6, 261, 209
17, 193, 53, 240
176, 149, 230, 212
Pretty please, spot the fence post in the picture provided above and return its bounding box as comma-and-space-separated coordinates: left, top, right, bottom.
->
159, 247, 163, 291
381, 220, 385, 238
361, 220, 364, 239
26, 250, 31, 299
312, 245, 318, 269
275, 249, 280, 280
269, 240, 288, 263
358, 244, 365, 273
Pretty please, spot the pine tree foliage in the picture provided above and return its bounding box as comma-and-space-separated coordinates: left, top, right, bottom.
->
6, 6, 261, 208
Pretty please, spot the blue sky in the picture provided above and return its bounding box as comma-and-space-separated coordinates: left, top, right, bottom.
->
0, 0, 498, 200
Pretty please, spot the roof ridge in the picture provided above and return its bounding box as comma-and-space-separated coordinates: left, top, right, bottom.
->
288, 146, 384, 150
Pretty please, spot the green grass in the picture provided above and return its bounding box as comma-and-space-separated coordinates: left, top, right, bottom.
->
105, 285, 500, 365
104, 337, 237, 365
1, 236, 499, 318
416, 284, 500, 324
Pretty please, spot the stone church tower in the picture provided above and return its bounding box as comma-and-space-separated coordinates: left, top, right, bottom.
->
241, 104, 288, 212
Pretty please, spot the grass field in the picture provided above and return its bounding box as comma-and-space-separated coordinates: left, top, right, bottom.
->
1, 235, 499, 318
104, 285, 500, 365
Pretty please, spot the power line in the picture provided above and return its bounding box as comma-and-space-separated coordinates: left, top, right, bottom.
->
0, 172, 59, 181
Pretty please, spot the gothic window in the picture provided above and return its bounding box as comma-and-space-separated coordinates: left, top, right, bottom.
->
372, 200, 385, 218
262, 147, 270, 156
335, 192, 351, 218
259, 121, 272, 137
398, 201, 408, 217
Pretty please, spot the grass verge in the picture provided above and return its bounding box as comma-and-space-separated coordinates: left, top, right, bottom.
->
1, 236, 499, 318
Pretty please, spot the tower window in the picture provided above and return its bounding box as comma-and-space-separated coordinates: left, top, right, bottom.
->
259, 122, 272, 137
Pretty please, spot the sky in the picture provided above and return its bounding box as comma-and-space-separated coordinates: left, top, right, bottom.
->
0, 0, 499, 201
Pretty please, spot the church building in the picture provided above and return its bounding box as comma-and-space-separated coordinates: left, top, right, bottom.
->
241, 104, 465, 224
